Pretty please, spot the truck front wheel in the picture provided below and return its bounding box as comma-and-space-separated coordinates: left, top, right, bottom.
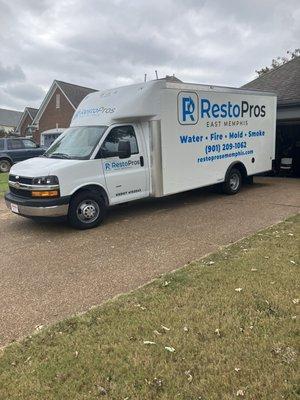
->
222, 168, 242, 195
68, 190, 107, 229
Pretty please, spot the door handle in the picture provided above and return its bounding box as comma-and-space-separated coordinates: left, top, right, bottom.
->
140, 155, 144, 167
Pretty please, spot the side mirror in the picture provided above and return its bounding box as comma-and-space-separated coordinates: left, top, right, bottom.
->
118, 140, 131, 159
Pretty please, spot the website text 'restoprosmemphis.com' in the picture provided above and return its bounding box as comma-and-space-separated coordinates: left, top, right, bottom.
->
197, 149, 254, 164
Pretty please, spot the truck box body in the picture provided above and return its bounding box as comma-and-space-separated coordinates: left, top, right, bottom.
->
160, 85, 276, 195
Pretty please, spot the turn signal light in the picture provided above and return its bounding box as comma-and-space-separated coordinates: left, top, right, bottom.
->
31, 190, 59, 198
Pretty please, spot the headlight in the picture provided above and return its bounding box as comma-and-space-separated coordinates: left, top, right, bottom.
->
32, 176, 59, 185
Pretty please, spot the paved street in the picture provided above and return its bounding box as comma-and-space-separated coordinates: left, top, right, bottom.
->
0, 177, 299, 347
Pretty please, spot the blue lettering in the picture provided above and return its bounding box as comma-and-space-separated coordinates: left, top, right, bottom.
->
233, 104, 240, 117
212, 103, 220, 118
228, 101, 233, 118
182, 97, 195, 122
180, 135, 189, 143
201, 98, 211, 118
220, 104, 227, 118
199, 99, 265, 119
179, 135, 203, 144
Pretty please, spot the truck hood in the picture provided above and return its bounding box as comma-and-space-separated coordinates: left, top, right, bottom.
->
10, 157, 80, 177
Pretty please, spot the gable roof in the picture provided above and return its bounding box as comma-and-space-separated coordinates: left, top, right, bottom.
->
56, 81, 98, 108
242, 57, 300, 106
0, 108, 22, 128
27, 107, 38, 120
15, 107, 39, 133
32, 80, 98, 125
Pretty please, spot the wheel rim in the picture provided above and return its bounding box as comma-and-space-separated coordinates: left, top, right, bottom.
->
229, 173, 240, 191
76, 200, 100, 224
0, 160, 10, 173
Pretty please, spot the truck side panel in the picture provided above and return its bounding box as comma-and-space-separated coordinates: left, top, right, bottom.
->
160, 89, 277, 196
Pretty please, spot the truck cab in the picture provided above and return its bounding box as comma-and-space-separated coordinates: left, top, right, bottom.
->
5, 122, 151, 229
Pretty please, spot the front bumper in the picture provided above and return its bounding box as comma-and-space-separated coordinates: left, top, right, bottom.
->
5, 192, 70, 218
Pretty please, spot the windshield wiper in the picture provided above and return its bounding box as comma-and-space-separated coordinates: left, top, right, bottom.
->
50, 153, 70, 159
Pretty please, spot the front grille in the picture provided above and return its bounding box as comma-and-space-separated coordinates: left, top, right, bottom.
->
9, 187, 32, 198
9, 175, 33, 184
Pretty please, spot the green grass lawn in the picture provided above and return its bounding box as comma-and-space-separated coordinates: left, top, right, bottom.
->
0, 172, 8, 196
0, 215, 299, 400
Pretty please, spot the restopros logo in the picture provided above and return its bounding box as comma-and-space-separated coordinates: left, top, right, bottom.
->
73, 106, 116, 120
177, 93, 267, 123
200, 99, 266, 119
178, 92, 199, 125
104, 159, 140, 171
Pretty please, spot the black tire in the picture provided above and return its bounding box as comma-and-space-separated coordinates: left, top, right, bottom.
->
222, 168, 242, 195
68, 190, 107, 230
0, 159, 12, 173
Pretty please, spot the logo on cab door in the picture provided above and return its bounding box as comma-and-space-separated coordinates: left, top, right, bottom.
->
104, 159, 140, 171
178, 91, 199, 125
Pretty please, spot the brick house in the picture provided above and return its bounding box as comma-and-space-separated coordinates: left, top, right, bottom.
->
15, 107, 38, 137
31, 80, 97, 145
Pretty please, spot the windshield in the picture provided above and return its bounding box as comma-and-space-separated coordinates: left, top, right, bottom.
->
44, 126, 107, 160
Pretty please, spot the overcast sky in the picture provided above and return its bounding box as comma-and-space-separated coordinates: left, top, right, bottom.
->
0, 0, 299, 111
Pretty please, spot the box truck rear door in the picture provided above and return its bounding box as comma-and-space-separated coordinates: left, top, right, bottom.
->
100, 124, 149, 204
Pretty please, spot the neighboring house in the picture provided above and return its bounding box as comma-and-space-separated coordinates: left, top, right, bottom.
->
15, 107, 38, 137
242, 57, 300, 176
31, 80, 97, 146
0, 108, 22, 133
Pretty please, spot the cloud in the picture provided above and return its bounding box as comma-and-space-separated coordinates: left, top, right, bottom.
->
0, 83, 46, 111
0, 63, 26, 84
3, 82, 45, 101
0, 0, 299, 110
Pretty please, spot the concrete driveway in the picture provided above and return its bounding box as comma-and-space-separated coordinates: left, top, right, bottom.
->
0, 177, 299, 347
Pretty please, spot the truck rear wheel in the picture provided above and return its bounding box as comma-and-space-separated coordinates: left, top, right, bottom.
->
68, 190, 107, 229
0, 159, 12, 173
222, 168, 242, 195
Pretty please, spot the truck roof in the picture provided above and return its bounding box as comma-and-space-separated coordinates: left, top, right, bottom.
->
164, 80, 276, 97
70, 78, 276, 128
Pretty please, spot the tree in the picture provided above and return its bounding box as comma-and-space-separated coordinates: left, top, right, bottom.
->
256, 49, 300, 76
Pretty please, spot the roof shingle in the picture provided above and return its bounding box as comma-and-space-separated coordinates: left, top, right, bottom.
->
0, 108, 22, 128
27, 107, 38, 120
242, 57, 300, 106
56, 81, 97, 108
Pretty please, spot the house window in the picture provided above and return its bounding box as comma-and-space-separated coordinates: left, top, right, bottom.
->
56, 93, 60, 109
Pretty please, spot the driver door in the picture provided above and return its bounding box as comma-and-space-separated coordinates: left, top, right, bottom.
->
99, 124, 149, 204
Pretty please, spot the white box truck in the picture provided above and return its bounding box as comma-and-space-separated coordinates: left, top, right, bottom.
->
5, 77, 277, 229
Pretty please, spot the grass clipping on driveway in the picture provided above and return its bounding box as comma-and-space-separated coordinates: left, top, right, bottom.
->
1, 216, 299, 399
